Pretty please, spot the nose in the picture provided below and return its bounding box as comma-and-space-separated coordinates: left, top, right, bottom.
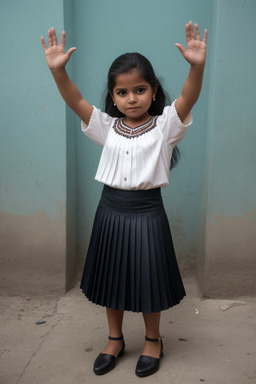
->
128, 92, 137, 103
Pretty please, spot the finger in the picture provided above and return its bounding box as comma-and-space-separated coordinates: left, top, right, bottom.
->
186, 21, 195, 43
175, 43, 186, 56
48, 29, 53, 47
203, 29, 208, 44
185, 23, 191, 45
41, 36, 48, 51
194, 23, 201, 41
60, 31, 66, 50
66, 47, 76, 61
51, 27, 58, 46
188, 21, 194, 40
185, 23, 190, 44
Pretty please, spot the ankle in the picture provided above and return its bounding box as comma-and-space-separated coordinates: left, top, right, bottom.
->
145, 335, 162, 342
109, 335, 123, 340
103, 338, 124, 357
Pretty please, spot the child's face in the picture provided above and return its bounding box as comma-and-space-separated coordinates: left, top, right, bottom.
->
111, 69, 157, 126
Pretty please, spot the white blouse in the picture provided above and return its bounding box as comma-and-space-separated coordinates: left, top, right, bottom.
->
81, 101, 192, 190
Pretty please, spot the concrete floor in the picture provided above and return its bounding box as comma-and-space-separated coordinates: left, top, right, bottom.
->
1, 276, 256, 384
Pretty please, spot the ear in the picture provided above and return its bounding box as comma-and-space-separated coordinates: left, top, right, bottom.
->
152, 84, 158, 99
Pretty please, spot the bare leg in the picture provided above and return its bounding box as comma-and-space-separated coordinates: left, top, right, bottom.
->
141, 312, 162, 358
102, 308, 124, 357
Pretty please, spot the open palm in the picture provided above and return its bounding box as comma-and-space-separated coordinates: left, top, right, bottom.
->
41, 28, 76, 71
175, 21, 207, 66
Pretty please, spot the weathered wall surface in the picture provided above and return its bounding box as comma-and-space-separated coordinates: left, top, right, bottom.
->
197, 0, 256, 297
0, 0, 255, 297
0, 1, 70, 295
0, 212, 66, 295
203, 212, 256, 297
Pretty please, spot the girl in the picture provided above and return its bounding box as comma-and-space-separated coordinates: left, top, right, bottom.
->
41, 21, 207, 377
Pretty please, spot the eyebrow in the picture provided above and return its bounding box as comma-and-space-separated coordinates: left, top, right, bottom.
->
114, 84, 149, 91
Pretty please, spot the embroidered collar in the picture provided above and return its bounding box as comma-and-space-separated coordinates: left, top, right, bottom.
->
113, 116, 158, 139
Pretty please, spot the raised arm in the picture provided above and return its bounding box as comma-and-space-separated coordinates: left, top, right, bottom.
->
174, 21, 207, 122
41, 28, 93, 124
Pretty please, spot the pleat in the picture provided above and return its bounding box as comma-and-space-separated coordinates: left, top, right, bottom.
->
80, 186, 186, 313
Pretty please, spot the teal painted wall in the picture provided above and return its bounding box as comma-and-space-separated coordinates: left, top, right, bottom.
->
206, 0, 255, 216
0, 0, 66, 219
64, 0, 78, 289
73, 0, 212, 267
1, 0, 255, 296
199, 0, 256, 296
0, 0, 69, 294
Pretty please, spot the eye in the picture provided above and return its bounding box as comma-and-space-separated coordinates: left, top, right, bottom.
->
117, 90, 126, 96
136, 88, 145, 94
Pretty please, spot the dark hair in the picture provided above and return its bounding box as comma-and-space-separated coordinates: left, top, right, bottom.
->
104, 52, 180, 169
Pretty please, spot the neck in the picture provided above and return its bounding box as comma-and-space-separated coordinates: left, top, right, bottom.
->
123, 113, 152, 128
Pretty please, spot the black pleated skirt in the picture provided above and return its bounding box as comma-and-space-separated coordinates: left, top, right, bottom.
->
80, 185, 186, 313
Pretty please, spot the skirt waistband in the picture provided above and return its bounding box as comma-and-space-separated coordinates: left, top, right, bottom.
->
100, 185, 163, 213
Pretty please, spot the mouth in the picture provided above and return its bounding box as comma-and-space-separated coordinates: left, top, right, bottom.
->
127, 107, 140, 111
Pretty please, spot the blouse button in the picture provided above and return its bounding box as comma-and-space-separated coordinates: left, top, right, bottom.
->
126, 151, 129, 155
124, 178, 127, 181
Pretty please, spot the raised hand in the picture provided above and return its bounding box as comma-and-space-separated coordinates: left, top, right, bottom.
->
175, 21, 207, 66
41, 28, 76, 71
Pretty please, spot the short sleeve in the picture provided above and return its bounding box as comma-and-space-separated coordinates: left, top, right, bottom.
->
158, 101, 193, 146
81, 107, 113, 146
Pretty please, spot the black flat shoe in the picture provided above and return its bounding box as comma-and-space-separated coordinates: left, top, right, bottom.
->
135, 336, 163, 378
93, 335, 125, 375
